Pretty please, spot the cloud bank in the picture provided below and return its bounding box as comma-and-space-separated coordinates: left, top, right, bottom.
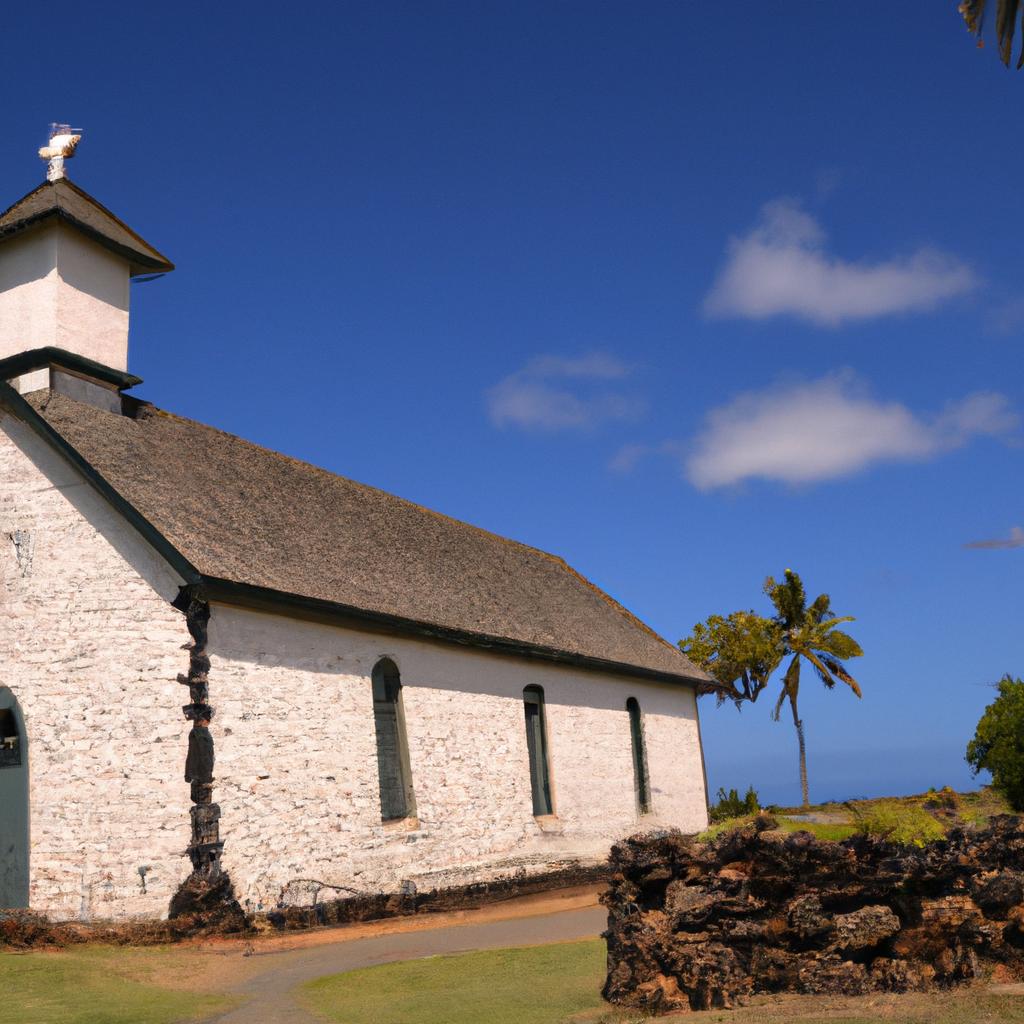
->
487, 353, 642, 431
964, 526, 1024, 550
704, 200, 977, 326
684, 373, 1016, 489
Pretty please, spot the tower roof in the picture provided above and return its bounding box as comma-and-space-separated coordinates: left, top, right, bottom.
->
0, 179, 174, 276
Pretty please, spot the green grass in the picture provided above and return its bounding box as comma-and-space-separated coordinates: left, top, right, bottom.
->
299, 938, 1024, 1024
698, 789, 1012, 848
776, 818, 857, 842
698, 814, 855, 843
0, 946, 230, 1024
301, 938, 610, 1024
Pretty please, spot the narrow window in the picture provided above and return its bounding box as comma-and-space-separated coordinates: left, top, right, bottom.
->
372, 658, 415, 821
523, 686, 553, 816
627, 698, 651, 815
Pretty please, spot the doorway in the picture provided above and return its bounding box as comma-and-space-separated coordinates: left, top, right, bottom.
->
0, 687, 29, 908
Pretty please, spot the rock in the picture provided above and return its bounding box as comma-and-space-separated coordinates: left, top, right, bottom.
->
167, 870, 246, 931
831, 905, 900, 952
603, 815, 1024, 1012
787, 894, 832, 941
973, 871, 1024, 918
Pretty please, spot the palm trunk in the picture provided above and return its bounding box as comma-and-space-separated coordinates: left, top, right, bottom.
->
789, 696, 809, 808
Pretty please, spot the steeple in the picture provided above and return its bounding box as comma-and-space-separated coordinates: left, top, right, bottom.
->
0, 125, 173, 396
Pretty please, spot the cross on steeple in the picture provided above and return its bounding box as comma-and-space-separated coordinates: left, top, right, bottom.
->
38, 123, 82, 182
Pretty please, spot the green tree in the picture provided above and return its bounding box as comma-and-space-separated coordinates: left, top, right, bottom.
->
683, 611, 783, 707
966, 675, 1024, 810
681, 569, 863, 808
764, 570, 863, 808
960, 0, 1024, 68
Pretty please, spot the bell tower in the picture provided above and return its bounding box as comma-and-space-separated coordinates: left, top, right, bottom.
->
0, 125, 174, 392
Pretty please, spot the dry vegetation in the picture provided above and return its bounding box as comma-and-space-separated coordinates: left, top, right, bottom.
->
700, 787, 1010, 846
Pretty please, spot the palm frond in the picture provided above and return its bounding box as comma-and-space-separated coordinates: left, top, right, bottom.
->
765, 569, 807, 628
817, 628, 864, 660
772, 684, 788, 722
808, 593, 832, 624
803, 648, 838, 689
961, 0, 1024, 68
822, 657, 863, 698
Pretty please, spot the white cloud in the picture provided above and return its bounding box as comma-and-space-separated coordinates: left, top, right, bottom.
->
487, 353, 642, 431
704, 199, 977, 326
965, 526, 1024, 550
684, 372, 1017, 490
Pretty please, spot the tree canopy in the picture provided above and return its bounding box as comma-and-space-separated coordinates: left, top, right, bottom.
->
966, 675, 1024, 810
681, 569, 863, 807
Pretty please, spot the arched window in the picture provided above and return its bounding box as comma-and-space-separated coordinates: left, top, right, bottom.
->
523, 686, 553, 816
627, 698, 651, 815
371, 658, 415, 821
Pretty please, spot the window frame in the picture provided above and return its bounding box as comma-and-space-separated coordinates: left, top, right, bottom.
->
523, 685, 554, 817
371, 657, 417, 823
626, 697, 652, 816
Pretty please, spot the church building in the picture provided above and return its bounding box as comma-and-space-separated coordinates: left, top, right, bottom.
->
0, 134, 711, 921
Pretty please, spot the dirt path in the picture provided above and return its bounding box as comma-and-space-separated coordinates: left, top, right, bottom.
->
204, 889, 607, 1024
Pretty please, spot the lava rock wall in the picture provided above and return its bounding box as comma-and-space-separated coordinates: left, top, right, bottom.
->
602, 814, 1024, 1012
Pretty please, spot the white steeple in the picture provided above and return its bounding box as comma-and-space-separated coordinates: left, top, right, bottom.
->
0, 126, 174, 388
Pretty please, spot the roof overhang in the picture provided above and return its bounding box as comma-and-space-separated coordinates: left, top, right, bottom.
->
0, 179, 174, 276
0, 347, 142, 391
0, 379, 713, 690
190, 577, 711, 688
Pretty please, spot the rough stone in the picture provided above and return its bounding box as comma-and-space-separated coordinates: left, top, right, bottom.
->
603, 816, 1024, 1012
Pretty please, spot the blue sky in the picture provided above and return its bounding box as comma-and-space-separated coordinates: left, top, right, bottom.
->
3, 3, 1021, 806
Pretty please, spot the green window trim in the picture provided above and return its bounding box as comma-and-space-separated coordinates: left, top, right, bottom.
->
523, 686, 554, 816
627, 697, 651, 815
372, 658, 416, 822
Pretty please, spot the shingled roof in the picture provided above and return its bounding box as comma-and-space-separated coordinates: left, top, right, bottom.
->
0, 179, 174, 276
15, 390, 707, 685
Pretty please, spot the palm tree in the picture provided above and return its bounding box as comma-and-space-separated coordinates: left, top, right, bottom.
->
960, 0, 1024, 69
764, 570, 864, 808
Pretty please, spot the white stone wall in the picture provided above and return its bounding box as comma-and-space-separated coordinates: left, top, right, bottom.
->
0, 404, 709, 921
0, 413, 191, 920
0, 223, 130, 369
208, 606, 708, 911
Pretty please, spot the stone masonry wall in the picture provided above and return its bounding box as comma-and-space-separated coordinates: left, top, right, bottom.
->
0, 406, 709, 921
0, 414, 192, 920
603, 814, 1024, 1013
208, 605, 708, 912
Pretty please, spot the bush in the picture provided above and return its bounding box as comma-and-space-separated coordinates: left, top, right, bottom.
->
854, 800, 945, 847
709, 785, 759, 823
967, 675, 1024, 812
923, 786, 959, 812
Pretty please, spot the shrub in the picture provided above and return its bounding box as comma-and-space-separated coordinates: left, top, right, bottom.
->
854, 800, 945, 847
923, 786, 959, 812
709, 785, 759, 823
967, 675, 1024, 812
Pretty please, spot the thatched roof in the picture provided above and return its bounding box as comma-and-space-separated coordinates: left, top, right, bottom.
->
0, 179, 174, 275
20, 390, 707, 685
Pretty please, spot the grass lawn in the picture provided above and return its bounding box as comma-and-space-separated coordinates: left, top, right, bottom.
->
300, 938, 1024, 1024
0, 946, 232, 1024
301, 938, 610, 1024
